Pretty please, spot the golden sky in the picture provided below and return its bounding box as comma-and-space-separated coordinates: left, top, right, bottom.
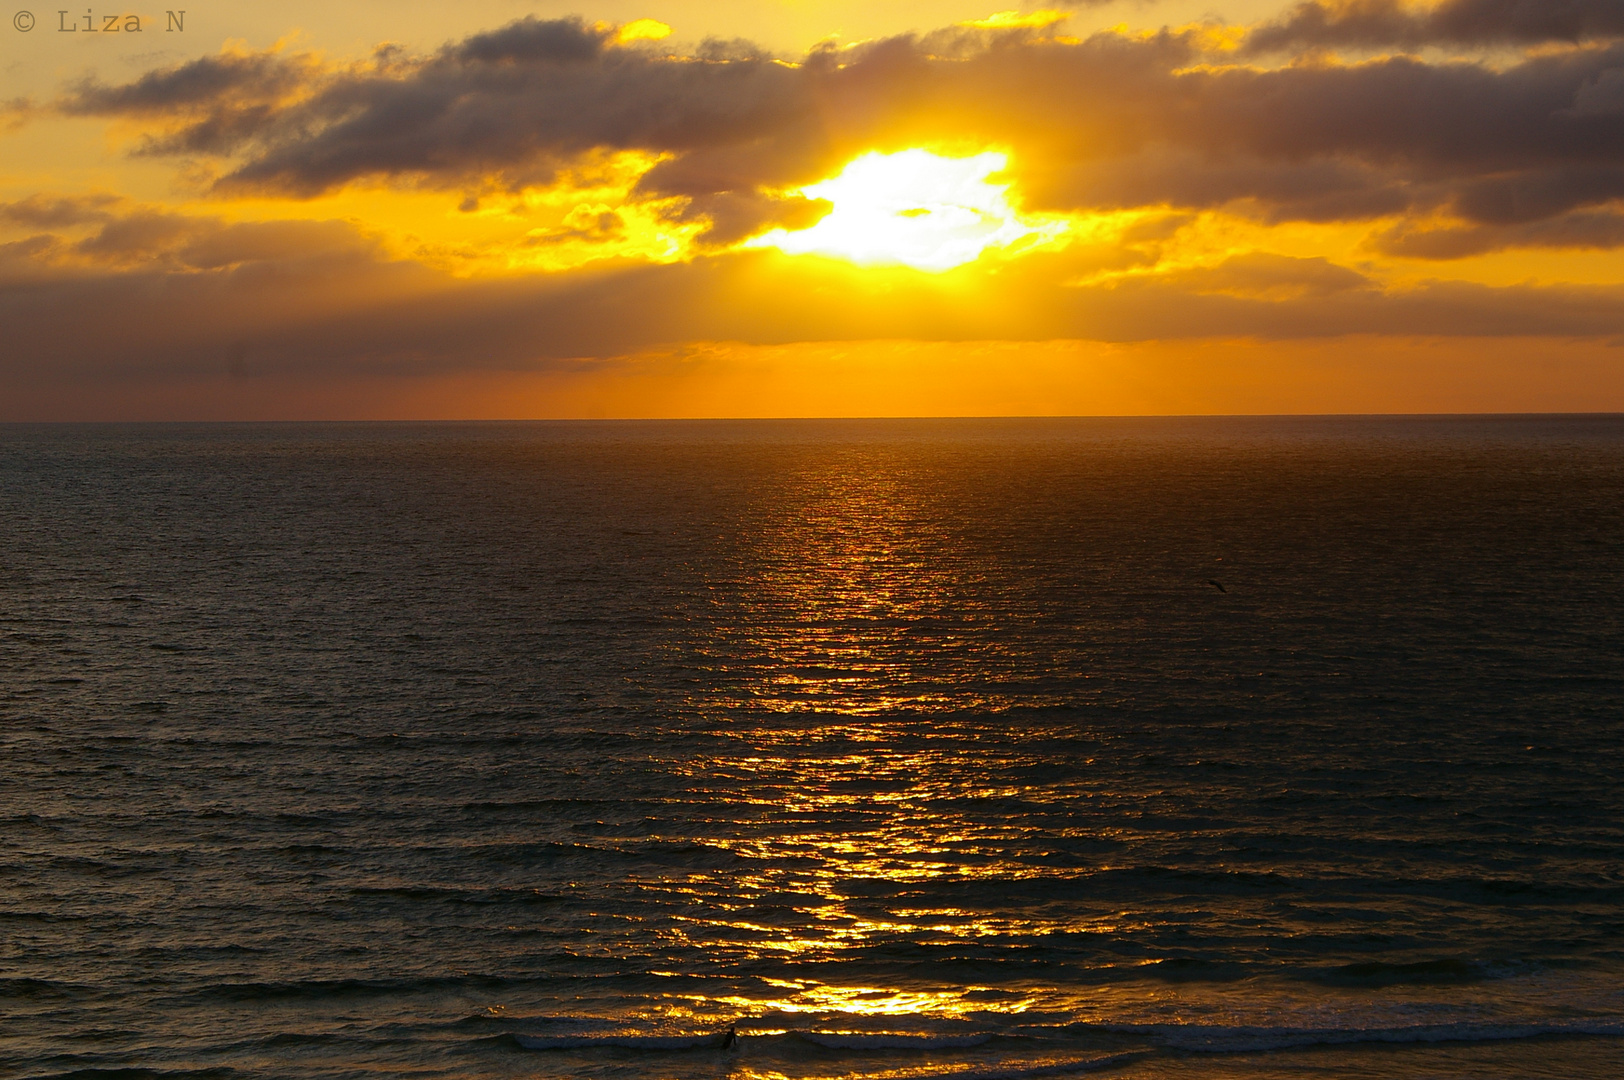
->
4, 0, 1624, 418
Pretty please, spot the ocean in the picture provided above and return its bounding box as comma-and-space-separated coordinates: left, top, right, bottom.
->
2, 416, 1621, 1079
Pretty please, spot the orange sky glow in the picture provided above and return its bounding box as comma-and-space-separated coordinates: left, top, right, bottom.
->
3, 0, 1623, 418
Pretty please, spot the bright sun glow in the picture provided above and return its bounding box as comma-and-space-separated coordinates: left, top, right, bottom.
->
753, 149, 1052, 272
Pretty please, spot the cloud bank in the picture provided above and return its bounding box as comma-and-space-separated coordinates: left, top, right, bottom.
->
50, 15, 1624, 228
1246, 0, 1624, 52
4, 4, 1624, 402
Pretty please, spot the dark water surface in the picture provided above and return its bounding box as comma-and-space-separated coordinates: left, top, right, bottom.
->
2, 417, 1622, 1079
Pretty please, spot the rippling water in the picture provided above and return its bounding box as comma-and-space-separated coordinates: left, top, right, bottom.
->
2, 417, 1622, 1080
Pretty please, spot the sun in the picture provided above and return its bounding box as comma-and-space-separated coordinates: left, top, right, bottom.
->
751, 149, 1053, 272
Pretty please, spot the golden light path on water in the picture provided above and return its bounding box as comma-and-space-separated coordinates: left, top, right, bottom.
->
690, 457, 1086, 717
621, 459, 1350, 1054
530, 445, 1608, 1071
635, 460, 1123, 1032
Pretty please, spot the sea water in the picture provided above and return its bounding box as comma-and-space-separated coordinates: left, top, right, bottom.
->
1, 416, 1621, 1079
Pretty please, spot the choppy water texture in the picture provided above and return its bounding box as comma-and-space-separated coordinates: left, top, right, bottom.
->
2, 416, 1623, 1080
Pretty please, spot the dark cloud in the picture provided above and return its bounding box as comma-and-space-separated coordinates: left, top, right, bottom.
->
1247, 0, 1624, 53
0, 201, 393, 275
6, 202, 1624, 389
63, 50, 309, 114
521, 208, 627, 248
1, 194, 125, 228
0, 236, 63, 287
1, 96, 35, 131
657, 192, 832, 246
59, 16, 814, 203
1453, 166, 1624, 223
1570, 67, 1624, 114
1371, 205, 1624, 256
452, 16, 611, 64
1161, 252, 1375, 298
75, 215, 379, 272
1030, 150, 1420, 222
60, 50, 319, 158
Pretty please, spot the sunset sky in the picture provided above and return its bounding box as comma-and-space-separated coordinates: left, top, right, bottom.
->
4, 0, 1624, 418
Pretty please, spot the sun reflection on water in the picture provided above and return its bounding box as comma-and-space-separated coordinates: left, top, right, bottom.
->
628, 458, 1117, 1029
691, 460, 1078, 718
711, 980, 1022, 1017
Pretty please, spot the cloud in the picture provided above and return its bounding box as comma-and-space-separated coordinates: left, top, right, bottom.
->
1, 193, 126, 228
1371, 204, 1624, 256
1246, 0, 1624, 53
59, 17, 812, 196
0, 96, 35, 132
6, 198, 1624, 389
10, 8, 1624, 401
60, 48, 324, 158
63, 49, 312, 115
1029, 150, 1420, 222
44, 16, 1624, 247
0, 198, 390, 272
1159, 252, 1375, 298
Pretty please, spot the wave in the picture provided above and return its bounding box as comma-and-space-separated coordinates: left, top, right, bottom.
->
871, 1054, 1149, 1079
873, 865, 1624, 914
0, 977, 96, 1000
794, 1031, 994, 1050
454, 1011, 609, 1029
1122, 1018, 1624, 1052
508, 1014, 1624, 1059
24, 1065, 240, 1071
188, 973, 529, 1002
347, 884, 564, 906
510, 1031, 1140, 1078
515, 1029, 737, 1051
1129, 958, 1253, 983
1307, 958, 1522, 987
